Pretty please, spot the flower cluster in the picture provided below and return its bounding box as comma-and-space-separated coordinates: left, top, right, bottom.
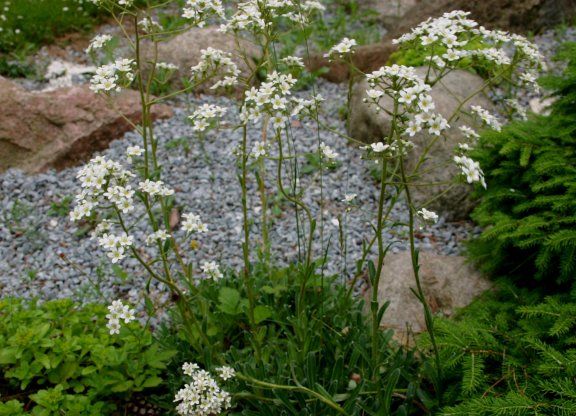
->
139, 179, 175, 197
175, 362, 233, 416
220, 0, 325, 33
182, 213, 208, 234
70, 155, 135, 222
182, 0, 224, 27
86, 34, 112, 53
126, 145, 144, 163
392, 10, 545, 94
90, 58, 135, 93
157, 62, 178, 71
90, 220, 134, 262
281, 55, 305, 68
90, 0, 134, 6
190, 48, 240, 89
188, 104, 227, 132
201, 261, 223, 280
106, 299, 135, 335
471, 105, 502, 131
139, 17, 162, 33
241, 71, 308, 128
459, 125, 480, 141
366, 64, 449, 140
325, 37, 357, 60
319, 142, 338, 160
146, 229, 170, 245
418, 208, 439, 224
454, 155, 486, 188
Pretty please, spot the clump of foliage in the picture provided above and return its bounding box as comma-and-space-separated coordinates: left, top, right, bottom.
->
156, 264, 424, 415
0, 298, 175, 415
0, 0, 105, 54
468, 42, 576, 286
419, 284, 576, 415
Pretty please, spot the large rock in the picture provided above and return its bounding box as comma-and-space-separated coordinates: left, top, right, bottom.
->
0, 77, 173, 173
365, 251, 491, 342
142, 26, 261, 92
349, 67, 494, 220
387, 0, 576, 39
359, 0, 419, 29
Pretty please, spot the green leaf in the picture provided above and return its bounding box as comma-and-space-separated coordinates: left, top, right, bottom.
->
253, 305, 273, 324
142, 376, 163, 388
218, 287, 243, 315
0, 347, 18, 364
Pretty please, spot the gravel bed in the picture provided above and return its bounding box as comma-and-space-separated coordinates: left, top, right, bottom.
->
0, 78, 477, 307
1, 26, 574, 309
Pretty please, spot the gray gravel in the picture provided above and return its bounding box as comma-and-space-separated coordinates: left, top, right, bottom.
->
0, 79, 477, 307
1, 26, 573, 308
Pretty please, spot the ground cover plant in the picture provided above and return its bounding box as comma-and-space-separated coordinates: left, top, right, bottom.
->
1, 0, 566, 415
0, 0, 106, 53
0, 297, 175, 415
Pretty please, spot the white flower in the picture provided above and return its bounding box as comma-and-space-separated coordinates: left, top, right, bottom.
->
157, 62, 178, 71
428, 115, 449, 136
86, 34, 112, 53
139, 179, 174, 197
325, 37, 357, 59
146, 229, 170, 245
190, 48, 240, 89
459, 125, 479, 140
471, 105, 502, 131
216, 366, 236, 381
320, 142, 338, 160
251, 141, 269, 158
418, 208, 439, 223
189, 104, 227, 132
281, 56, 304, 67
454, 155, 487, 188
366, 89, 384, 100
418, 95, 435, 113
405, 120, 422, 137
182, 213, 207, 234
182, 0, 224, 27
126, 145, 144, 157
202, 261, 223, 280
398, 88, 418, 105
106, 299, 135, 335
370, 142, 389, 153
342, 193, 357, 203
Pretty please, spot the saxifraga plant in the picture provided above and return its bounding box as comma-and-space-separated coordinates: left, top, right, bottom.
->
67, 1, 545, 414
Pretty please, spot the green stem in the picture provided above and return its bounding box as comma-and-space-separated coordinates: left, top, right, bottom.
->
237, 374, 349, 415
399, 153, 443, 399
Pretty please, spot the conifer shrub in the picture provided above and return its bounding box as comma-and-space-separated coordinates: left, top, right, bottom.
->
467, 42, 576, 286
420, 284, 576, 415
